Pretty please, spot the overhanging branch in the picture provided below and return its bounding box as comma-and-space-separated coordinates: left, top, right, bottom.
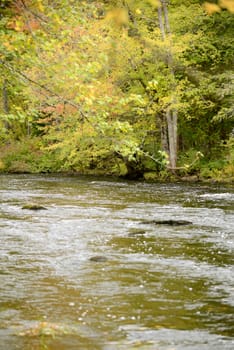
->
0, 59, 91, 124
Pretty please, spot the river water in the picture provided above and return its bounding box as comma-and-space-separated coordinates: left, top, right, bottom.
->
0, 174, 233, 350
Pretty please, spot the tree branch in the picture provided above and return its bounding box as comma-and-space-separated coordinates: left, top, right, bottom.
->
18, 0, 48, 23
0, 59, 92, 124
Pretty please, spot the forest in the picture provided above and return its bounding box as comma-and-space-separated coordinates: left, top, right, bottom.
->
0, 0, 233, 181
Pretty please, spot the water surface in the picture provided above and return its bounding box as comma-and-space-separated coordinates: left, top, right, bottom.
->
0, 175, 233, 349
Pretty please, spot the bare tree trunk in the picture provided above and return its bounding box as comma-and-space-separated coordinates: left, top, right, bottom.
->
161, 0, 170, 34
159, 113, 169, 154
166, 108, 177, 169
158, 0, 178, 170
158, 6, 165, 40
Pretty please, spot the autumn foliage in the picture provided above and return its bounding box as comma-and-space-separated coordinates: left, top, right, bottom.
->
0, 0, 233, 180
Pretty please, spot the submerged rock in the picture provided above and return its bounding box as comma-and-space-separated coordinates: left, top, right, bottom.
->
89, 256, 108, 262
128, 229, 146, 237
141, 220, 192, 226
22, 203, 47, 210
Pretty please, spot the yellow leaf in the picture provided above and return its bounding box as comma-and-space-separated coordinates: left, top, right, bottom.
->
219, 0, 234, 13
37, 0, 44, 12
105, 8, 129, 26
203, 2, 222, 15
3, 42, 13, 50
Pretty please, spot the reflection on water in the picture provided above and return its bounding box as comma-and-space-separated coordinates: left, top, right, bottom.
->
0, 174, 233, 350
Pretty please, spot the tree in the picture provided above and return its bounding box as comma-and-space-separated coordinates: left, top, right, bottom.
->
157, 0, 178, 170
0, 0, 233, 179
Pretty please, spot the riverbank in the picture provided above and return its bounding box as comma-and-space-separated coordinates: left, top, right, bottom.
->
1, 164, 233, 185
0, 138, 233, 183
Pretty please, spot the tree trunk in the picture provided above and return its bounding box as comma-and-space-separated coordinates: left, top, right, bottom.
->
158, 6, 165, 40
161, 0, 170, 34
166, 108, 177, 169
158, 0, 178, 170
159, 112, 169, 154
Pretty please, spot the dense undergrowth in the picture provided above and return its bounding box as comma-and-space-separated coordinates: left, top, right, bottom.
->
0, 136, 233, 182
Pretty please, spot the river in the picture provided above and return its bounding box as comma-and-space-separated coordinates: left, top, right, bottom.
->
0, 174, 233, 350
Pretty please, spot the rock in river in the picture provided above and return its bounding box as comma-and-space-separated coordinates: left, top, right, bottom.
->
89, 256, 108, 262
141, 220, 192, 226
128, 229, 146, 237
22, 203, 47, 210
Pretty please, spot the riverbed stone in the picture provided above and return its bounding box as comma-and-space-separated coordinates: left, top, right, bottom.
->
141, 220, 192, 226
89, 256, 108, 262
22, 203, 47, 210
128, 229, 146, 237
